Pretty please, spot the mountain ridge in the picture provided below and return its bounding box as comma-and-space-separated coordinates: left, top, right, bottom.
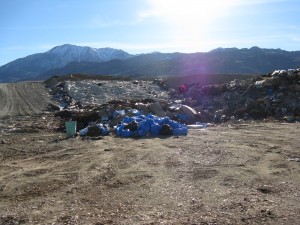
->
0, 44, 300, 82
0, 44, 132, 82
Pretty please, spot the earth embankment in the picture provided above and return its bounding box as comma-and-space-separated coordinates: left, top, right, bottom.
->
0, 82, 52, 118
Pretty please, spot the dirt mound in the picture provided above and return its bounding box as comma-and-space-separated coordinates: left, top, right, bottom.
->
0, 82, 54, 118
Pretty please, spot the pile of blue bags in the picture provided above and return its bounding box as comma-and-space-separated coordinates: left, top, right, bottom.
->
115, 115, 188, 137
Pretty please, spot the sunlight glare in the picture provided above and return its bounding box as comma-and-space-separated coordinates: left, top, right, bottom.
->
143, 0, 238, 51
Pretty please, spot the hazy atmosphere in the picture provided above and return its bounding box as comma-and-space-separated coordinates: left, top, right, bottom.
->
1, 0, 300, 66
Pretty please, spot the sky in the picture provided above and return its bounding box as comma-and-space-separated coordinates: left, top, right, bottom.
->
0, 0, 300, 66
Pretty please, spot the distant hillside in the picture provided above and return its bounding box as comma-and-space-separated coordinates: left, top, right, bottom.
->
0, 44, 132, 82
0, 45, 300, 82
43, 47, 300, 78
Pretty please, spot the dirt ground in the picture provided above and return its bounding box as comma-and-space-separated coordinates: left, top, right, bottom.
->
0, 82, 52, 118
0, 83, 300, 225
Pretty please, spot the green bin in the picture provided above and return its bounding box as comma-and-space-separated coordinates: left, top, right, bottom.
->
65, 121, 77, 137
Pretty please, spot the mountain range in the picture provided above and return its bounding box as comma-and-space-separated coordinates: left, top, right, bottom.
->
0, 44, 300, 82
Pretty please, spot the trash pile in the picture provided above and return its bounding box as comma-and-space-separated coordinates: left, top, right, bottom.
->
49, 79, 169, 109
77, 114, 188, 138
114, 115, 188, 137
47, 68, 300, 137
183, 68, 300, 122
54, 99, 191, 137
48, 78, 198, 137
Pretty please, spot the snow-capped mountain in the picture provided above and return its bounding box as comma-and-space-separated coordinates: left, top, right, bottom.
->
0, 44, 132, 82
1, 45, 300, 83
47, 44, 131, 62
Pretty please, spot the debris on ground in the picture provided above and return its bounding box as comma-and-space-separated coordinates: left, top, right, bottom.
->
184, 68, 300, 122
45, 68, 300, 137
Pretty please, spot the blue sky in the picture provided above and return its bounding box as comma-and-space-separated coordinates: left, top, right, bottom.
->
0, 0, 300, 66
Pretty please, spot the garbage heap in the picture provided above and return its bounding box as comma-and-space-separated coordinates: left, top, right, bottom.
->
183, 69, 300, 122
114, 115, 188, 137
48, 78, 196, 137
49, 68, 300, 137
53, 98, 192, 137
48, 79, 169, 109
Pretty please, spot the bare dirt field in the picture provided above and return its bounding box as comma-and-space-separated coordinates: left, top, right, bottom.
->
0, 82, 300, 225
0, 82, 52, 118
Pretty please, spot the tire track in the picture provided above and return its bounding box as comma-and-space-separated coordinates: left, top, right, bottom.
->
0, 82, 52, 118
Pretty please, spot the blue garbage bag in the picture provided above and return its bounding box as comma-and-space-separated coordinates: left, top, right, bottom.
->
150, 123, 161, 135
122, 116, 134, 123
79, 127, 89, 136
115, 124, 125, 136
173, 126, 188, 135
121, 129, 133, 137
96, 124, 109, 136
114, 115, 188, 137
137, 129, 146, 137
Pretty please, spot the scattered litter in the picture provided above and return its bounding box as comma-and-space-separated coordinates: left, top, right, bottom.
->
187, 123, 209, 129
288, 158, 300, 162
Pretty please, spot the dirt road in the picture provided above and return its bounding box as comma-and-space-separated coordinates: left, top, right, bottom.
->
0, 82, 52, 118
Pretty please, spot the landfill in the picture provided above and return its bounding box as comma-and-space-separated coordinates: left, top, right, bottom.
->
46, 68, 300, 137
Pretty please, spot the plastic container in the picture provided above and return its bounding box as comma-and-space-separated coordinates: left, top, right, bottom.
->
65, 121, 77, 137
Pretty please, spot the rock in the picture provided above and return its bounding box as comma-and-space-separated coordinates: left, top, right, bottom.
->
276, 93, 284, 98
284, 115, 295, 122
135, 103, 150, 115
281, 108, 287, 115
148, 102, 166, 117
288, 157, 300, 162
1, 139, 7, 144
294, 84, 300, 92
